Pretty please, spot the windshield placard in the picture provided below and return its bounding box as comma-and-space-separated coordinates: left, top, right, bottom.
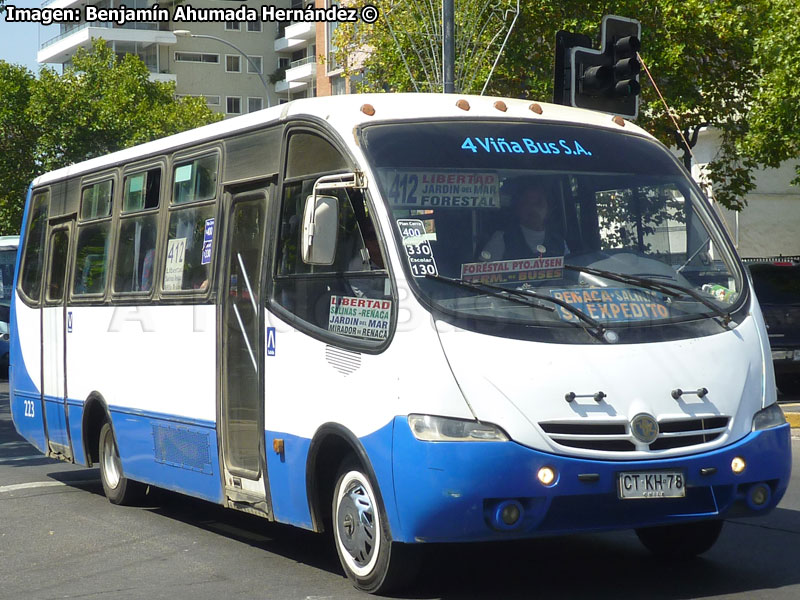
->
397, 218, 438, 277
384, 171, 500, 208
461, 256, 564, 284
550, 287, 670, 323
328, 295, 392, 340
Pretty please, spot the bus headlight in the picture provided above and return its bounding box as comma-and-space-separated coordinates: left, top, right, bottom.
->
752, 402, 786, 431
408, 414, 509, 442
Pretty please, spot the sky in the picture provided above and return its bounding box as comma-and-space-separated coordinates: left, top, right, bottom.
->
1, 0, 58, 73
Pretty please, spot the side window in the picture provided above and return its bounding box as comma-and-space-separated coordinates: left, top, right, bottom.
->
164, 154, 219, 291
19, 191, 50, 303
173, 155, 218, 205
274, 132, 391, 344
46, 229, 69, 303
74, 179, 114, 297
115, 167, 161, 293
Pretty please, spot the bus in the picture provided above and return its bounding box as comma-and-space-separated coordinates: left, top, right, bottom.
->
0, 235, 20, 376
10, 94, 790, 593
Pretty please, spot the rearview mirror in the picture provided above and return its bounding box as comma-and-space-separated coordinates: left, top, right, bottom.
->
302, 194, 339, 265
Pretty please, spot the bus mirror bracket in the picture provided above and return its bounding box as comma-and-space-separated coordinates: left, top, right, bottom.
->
301, 172, 366, 266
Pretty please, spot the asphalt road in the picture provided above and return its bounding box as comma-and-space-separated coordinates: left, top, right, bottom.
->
3, 382, 800, 600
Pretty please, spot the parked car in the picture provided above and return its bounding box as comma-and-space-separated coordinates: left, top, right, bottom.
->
747, 258, 800, 395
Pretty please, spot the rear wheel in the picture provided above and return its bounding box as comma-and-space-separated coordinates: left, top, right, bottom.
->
332, 459, 419, 593
636, 519, 724, 558
99, 421, 145, 505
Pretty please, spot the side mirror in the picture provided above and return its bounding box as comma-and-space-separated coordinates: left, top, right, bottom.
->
302, 194, 339, 265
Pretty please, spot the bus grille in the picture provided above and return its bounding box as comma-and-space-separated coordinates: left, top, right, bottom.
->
539, 416, 730, 452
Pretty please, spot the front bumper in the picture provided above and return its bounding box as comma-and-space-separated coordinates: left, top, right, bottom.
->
390, 418, 791, 543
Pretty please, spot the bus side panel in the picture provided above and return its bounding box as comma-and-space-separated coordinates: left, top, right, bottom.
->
265, 430, 314, 529
66, 305, 222, 503
9, 298, 46, 453
67, 399, 87, 465
111, 408, 223, 503
264, 421, 399, 533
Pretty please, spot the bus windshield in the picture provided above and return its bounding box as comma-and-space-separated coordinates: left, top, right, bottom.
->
360, 120, 743, 332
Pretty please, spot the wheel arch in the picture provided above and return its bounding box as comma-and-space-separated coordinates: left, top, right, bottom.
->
82, 391, 111, 467
305, 423, 392, 537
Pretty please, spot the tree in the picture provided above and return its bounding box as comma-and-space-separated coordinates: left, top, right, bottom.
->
0, 40, 221, 234
0, 63, 37, 234
334, 0, 775, 210
29, 40, 222, 173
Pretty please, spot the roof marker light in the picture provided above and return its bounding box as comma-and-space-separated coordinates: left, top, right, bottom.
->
612, 115, 626, 127
494, 101, 508, 112
360, 104, 375, 116
456, 99, 470, 111
529, 103, 543, 115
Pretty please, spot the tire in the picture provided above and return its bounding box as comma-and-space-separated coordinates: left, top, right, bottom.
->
98, 420, 145, 505
332, 459, 419, 594
636, 519, 724, 558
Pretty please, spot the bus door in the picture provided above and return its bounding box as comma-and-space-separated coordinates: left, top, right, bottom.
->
42, 218, 74, 459
218, 187, 271, 516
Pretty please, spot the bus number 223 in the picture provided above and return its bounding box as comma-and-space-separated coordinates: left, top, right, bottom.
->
24, 399, 35, 418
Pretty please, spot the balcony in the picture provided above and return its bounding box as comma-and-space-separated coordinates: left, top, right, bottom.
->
284, 55, 317, 84
39, 23, 176, 64
274, 21, 316, 54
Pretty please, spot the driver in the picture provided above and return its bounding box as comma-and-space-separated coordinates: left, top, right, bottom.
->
481, 177, 568, 261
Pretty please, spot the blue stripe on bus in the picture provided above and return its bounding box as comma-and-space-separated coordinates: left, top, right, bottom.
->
108, 406, 223, 504
390, 416, 791, 543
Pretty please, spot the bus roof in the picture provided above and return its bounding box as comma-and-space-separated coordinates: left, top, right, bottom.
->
0, 235, 20, 249
32, 93, 655, 187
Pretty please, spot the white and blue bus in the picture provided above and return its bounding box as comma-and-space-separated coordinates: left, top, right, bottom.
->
10, 94, 790, 593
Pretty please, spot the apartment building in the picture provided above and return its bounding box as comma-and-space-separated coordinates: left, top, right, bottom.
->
273, 0, 358, 102
36, 0, 288, 117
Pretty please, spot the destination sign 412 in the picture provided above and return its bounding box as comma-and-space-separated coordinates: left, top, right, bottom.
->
385, 171, 499, 208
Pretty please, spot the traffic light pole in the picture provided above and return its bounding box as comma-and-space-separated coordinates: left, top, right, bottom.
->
443, 0, 455, 93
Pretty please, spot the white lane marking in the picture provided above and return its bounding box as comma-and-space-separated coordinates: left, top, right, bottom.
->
0, 479, 97, 493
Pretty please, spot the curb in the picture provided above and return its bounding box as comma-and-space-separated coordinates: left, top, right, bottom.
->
785, 412, 800, 429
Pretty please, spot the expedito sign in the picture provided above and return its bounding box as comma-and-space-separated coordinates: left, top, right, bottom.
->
550, 287, 670, 322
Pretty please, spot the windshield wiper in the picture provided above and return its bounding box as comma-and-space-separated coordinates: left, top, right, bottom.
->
425, 274, 611, 342
564, 264, 734, 327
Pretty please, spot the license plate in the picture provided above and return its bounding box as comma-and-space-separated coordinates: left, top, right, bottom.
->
618, 470, 686, 499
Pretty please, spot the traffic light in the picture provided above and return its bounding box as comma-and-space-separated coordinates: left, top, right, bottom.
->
555, 15, 641, 119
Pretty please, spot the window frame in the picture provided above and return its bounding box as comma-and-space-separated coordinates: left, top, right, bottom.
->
71, 171, 118, 301
269, 124, 397, 354
174, 51, 220, 64
111, 160, 166, 298
225, 54, 242, 73
226, 96, 242, 115
44, 224, 72, 306
17, 188, 52, 307
247, 97, 264, 113
160, 146, 222, 299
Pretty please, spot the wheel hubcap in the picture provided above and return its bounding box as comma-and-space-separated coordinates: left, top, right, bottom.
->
102, 431, 121, 489
337, 482, 376, 568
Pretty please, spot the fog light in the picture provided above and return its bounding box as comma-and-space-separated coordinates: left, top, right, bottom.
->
731, 456, 746, 474
493, 500, 524, 530
537, 466, 557, 486
748, 484, 770, 507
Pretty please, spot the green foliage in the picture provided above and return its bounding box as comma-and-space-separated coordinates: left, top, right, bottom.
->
0, 40, 221, 234
334, 0, 793, 210
0, 63, 37, 234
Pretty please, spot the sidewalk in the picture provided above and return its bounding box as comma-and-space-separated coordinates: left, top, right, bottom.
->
780, 401, 800, 428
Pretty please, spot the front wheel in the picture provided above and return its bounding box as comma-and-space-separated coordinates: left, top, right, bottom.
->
635, 519, 724, 558
99, 421, 146, 505
332, 459, 418, 594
